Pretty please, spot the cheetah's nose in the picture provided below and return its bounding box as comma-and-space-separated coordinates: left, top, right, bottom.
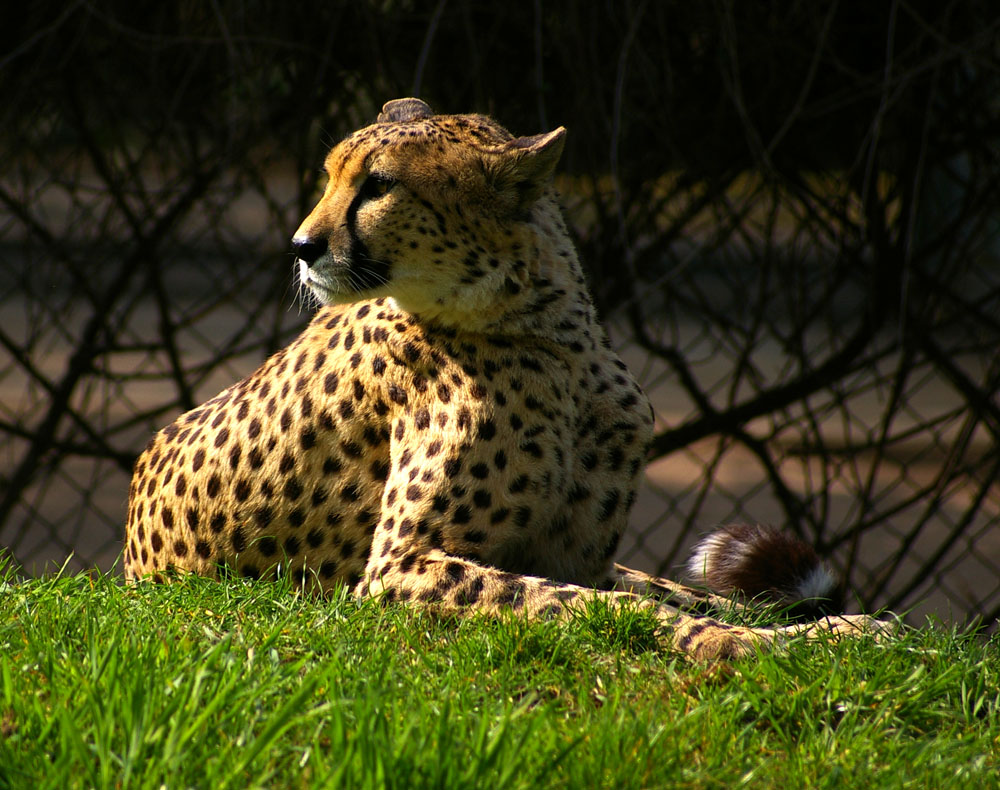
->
292, 236, 328, 266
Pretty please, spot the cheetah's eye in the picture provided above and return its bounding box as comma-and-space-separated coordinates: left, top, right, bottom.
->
359, 174, 397, 201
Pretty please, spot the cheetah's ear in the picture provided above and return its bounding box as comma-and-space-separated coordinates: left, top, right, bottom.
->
378, 98, 434, 123
486, 127, 567, 212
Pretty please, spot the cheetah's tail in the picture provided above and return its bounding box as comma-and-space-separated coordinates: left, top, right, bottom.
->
686, 524, 844, 617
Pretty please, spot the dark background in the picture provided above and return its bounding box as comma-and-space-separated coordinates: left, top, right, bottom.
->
2, 0, 999, 626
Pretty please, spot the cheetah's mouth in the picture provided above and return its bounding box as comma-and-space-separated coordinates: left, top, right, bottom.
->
297, 253, 391, 304
298, 258, 344, 304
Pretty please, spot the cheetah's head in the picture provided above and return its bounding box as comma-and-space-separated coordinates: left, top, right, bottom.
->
292, 98, 566, 327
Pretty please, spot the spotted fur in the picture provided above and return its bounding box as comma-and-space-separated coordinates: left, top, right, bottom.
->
123, 99, 884, 658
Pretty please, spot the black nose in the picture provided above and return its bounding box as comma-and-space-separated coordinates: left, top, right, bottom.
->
292, 236, 328, 265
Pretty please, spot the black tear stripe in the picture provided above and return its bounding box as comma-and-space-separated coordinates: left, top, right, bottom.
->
345, 190, 392, 290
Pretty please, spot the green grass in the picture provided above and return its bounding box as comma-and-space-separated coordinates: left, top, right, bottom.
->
1, 563, 997, 790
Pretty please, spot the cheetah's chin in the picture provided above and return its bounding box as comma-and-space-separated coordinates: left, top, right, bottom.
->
298, 259, 343, 304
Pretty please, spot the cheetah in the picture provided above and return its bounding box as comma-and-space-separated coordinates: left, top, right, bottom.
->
123, 98, 884, 658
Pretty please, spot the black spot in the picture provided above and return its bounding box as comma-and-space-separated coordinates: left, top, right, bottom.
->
470, 463, 489, 479
444, 562, 465, 585
521, 442, 544, 458
234, 479, 251, 501
300, 426, 318, 451
599, 490, 620, 520
255, 506, 273, 528
340, 482, 360, 502
495, 580, 526, 607
675, 622, 711, 653
307, 529, 325, 548
388, 385, 408, 405
358, 509, 376, 531
608, 447, 625, 471
477, 420, 496, 440
400, 552, 418, 573
341, 440, 363, 458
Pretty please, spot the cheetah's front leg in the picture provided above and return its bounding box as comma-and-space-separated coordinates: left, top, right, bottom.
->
359, 543, 740, 658
358, 536, 881, 659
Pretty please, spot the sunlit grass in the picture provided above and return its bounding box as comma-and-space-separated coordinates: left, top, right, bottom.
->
1, 562, 996, 789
